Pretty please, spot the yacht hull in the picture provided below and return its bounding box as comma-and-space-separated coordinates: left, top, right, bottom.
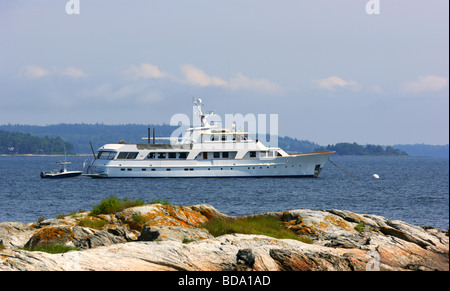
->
84, 151, 334, 178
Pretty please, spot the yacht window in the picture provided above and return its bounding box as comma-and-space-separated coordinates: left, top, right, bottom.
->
146, 152, 156, 159
118, 152, 128, 159
168, 152, 176, 159
222, 152, 229, 158
249, 151, 256, 158
213, 152, 220, 159
117, 152, 138, 159
221, 135, 226, 141
128, 152, 138, 159
179, 152, 187, 159
158, 153, 166, 159
97, 151, 117, 160
108, 152, 117, 159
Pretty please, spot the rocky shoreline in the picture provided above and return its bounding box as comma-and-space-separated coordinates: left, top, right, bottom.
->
0, 203, 448, 271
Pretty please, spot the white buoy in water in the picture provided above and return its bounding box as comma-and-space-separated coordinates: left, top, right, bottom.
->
373, 174, 380, 179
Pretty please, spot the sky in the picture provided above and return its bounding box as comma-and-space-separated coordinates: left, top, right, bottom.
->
0, 0, 448, 146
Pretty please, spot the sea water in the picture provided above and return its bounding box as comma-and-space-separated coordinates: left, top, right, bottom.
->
0, 156, 448, 229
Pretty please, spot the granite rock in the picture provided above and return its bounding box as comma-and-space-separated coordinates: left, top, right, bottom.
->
1, 204, 448, 271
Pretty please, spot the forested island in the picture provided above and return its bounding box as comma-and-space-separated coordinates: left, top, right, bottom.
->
0, 130, 73, 155
315, 142, 408, 156
0, 124, 448, 157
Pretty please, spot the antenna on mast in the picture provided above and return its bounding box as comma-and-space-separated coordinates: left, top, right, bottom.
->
227, 57, 231, 114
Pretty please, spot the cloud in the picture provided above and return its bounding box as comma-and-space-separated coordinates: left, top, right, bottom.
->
313, 76, 360, 91
20, 65, 49, 78
180, 64, 281, 94
400, 75, 449, 93
181, 64, 227, 87
20, 65, 87, 79
230, 73, 281, 94
61, 67, 87, 78
123, 63, 168, 79
120, 63, 281, 94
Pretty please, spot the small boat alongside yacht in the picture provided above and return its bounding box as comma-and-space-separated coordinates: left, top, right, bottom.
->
40, 161, 83, 179
83, 99, 334, 178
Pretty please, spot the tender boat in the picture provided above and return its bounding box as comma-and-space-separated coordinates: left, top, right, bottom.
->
83, 99, 334, 178
40, 161, 82, 179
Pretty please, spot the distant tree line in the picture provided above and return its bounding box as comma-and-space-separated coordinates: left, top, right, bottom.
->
277, 136, 319, 153
3, 124, 447, 156
315, 142, 408, 156
0, 130, 73, 154
0, 123, 321, 154
0, 123, 176, 154
392, 144, 449, 157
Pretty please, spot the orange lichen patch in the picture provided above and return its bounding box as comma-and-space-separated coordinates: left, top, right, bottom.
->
27, 226, 75, 247
344, 212, 366, 224
138, 205, 209, 228
192, 206, 218, 220
294, 226, 320, 236
162, 205, 209, 227
284, 219, 322, 236
34, 227, 73, 240
117, 204, 212, 229
143, 208, 188, 227
323, 215, 355, 232
282, 212, 357, 237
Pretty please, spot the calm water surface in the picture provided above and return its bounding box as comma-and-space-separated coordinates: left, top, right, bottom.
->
0, 156, 448, 229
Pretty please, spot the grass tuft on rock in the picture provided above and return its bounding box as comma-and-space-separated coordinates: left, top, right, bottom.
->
78, 218, 107, 229
201, 215, 312, 244
22, 244, 79, 254
91, 196, 145, 216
